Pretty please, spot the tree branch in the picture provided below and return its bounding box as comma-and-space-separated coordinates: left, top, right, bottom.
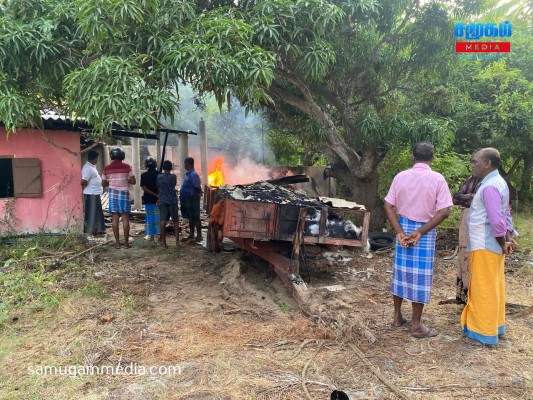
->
269, 67, 362, 167
312, 85, 358, 138
40, 131, 79, 156
356, 0, 420, 81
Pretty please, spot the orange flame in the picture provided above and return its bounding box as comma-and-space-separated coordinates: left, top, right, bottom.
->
208, 157, 225, 187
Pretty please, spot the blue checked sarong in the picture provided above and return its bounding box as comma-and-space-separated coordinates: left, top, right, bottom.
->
144, 203, 160, 235
391, 216, 437, 304
108, 188, 131, 214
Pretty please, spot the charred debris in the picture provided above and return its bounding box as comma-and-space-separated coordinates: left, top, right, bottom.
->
214, 175, 365, 240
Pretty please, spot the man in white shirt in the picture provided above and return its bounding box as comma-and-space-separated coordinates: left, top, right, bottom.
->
81, 150, 106, 236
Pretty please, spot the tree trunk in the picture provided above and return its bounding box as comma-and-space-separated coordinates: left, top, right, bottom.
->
334, 159, 386, 232
351, 170, 386, 232
519, 153, 532, 202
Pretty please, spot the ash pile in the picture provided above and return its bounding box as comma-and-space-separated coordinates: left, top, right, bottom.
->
215, 175, 365, 241
216, 181, 322, 207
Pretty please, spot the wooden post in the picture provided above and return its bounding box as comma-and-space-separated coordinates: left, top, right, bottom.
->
178, 133, 189, 182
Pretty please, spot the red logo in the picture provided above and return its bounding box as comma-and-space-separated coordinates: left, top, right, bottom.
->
456, 42, 511, 52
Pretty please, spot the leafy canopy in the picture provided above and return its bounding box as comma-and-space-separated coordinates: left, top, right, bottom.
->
0, 0, 275, 135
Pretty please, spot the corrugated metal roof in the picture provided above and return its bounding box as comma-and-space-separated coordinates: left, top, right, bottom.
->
40, 111, 85, 123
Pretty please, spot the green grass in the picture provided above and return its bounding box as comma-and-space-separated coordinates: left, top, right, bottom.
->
278, 301, 289, 314
0, 234, 104, 332
513, 211, 533, 253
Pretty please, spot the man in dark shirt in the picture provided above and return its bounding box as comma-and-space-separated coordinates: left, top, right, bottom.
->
157, 160, 179, 248
180, 157, 203, 242
452, 174, 481, 303
140, 156, 160, 242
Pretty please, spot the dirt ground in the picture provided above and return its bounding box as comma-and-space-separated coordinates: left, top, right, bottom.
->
1, 218, 532, 400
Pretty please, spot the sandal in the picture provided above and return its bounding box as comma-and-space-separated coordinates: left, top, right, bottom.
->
411, 326, 438, 338
392, 318, 408, 328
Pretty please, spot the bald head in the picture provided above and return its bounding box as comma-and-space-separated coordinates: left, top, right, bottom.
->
471, 147, 501, 179
478, 148, 501, 169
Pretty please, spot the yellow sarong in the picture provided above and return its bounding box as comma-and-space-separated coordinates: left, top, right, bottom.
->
461, 249, 505, 345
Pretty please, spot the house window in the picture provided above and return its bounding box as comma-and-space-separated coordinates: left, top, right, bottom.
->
0, 157, 42, 198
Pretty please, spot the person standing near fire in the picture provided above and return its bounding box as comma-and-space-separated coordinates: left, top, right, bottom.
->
157, 160, 180, 248
180, 157, 203, 242
102, 147, 136, 249
81, 150, 106, 236
140, 156, 160, 242
384, 141, 453, 338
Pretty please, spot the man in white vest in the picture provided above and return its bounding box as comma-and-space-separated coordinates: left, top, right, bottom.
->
461, 147, 517, 346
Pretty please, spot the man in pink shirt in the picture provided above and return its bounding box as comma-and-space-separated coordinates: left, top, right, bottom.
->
102, 147, 136, 249
384, 142, 453, 338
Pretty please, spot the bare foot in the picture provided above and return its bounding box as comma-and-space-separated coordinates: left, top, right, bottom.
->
114, 242, 121, 249
124, 243, 131, 249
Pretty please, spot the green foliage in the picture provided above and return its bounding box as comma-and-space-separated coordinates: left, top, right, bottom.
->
0, 233, 85, 325
377, 148, 411, 199
267, 124, 327, 166
79, 280, 106, 297
513, 210, 533, 254
0, 264, 62, 311
63, 56, 176, 135
0, 0, 277, 135
267, 129, 307, 166
450, 59, 533, 200
431, 152, 472, 193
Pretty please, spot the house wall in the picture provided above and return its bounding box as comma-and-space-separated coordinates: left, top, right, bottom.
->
0, 128, 83, 234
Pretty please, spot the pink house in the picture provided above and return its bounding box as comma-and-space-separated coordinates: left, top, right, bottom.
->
0, 125, 83, 234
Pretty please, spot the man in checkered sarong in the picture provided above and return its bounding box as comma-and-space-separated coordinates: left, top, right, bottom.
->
102, 147, 136, 249
384, 142, 453, 338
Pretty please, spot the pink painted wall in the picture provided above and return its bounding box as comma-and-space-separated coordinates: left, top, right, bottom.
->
0, 128, 83, 234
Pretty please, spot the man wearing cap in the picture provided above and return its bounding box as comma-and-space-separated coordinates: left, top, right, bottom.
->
140, 156, 160, 242
157, 160, 180, 248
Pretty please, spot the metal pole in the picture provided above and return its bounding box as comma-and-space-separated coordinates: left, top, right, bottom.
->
131, 137, 141, 211
160, 131, 169, 172
199, 118, 208, 187
156, 131, 161, 168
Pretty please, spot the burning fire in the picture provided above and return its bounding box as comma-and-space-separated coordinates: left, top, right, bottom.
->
208, 157, 225, 187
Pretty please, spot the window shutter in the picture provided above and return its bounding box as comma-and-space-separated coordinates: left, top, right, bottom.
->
12, 158, 42, 198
